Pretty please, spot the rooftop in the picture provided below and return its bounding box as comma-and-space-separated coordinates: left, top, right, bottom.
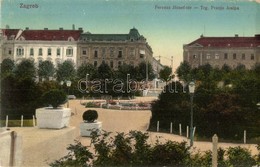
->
80, 27, 145, 42
187, 34, 260, 48
20, 29, 83, 41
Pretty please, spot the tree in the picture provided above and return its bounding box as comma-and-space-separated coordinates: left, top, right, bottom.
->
1, 58, 14, 77
77, 63, 97, 80
176, 61, 192, 82
56, 60, 76, 81
14, 59, 36, 79
116, 64, 137, 80
136, 61, 155, 81
159, 66, 172, 82
38, 60, 55, 81
97, 62, 114, 79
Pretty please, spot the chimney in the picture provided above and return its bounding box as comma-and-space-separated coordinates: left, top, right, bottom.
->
78, 27, 83, 31
72, 24, 75, 30
59, 27, 63, 30
235, 34, 239, 37
44, 28, 48, 30
255, 34, 260, 39
25, 27, 29, 30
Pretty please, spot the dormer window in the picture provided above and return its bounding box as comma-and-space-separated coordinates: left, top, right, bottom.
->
68, 36, 74, 41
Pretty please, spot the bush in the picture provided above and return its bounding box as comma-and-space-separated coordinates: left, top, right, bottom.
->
82, 110, 98, 122
50, 131, 259, 167
41, 89, 67, 109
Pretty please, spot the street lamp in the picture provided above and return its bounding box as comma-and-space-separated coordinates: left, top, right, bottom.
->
86, 74, 89, 93
66, 80, 72, 108
189, 81, 195, 147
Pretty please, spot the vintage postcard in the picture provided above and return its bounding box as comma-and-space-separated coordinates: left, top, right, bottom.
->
0, 0, 259, 166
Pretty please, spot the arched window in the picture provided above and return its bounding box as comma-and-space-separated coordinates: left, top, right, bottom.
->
66, 47, 73, 56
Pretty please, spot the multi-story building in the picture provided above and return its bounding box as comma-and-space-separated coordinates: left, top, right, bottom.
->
77, 28, 154, 70
183, 34, 260, 69
0, 27, 83, 67
0, 27, 163, 77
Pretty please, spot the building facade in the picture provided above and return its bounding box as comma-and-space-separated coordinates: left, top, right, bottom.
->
0, 28, 83, 67
183, 34, 260, 69
77, 28, 154, 70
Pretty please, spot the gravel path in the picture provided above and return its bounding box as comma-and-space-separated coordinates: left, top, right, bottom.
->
69, 99, 258, 155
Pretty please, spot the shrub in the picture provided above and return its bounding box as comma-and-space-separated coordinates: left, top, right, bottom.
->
82, 110, 98, 122
41, 89, 67, 109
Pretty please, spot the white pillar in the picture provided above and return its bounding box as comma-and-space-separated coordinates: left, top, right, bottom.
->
179, 124, 182, 136
5, 115, 9, 129
33, 115, 36, 127
193, 127, 196, 138
212, 134, 218, 167
170, 122, 173, 133
21, 115, 23, 127
157, 121, 160, 132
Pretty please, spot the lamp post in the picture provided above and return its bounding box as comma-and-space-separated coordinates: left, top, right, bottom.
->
66, 80, 72, 108
189, 81, 195, 147
86, 74, 89, 93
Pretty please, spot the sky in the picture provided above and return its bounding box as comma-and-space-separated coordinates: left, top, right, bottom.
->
1, 0, 259, 72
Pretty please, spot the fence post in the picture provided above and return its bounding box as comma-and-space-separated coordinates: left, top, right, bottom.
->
193, 127, 196, 138
21, 115, 23, 127
244, 130, 246, 144
33, 115, 36, 127
186, 126, 189, 138
157, 121, 160, 132
9, 131, 17, 166
212, 134, 218, 167
170, 122, 173, 133
6, 115, 9, 129
179, 124, 182, 136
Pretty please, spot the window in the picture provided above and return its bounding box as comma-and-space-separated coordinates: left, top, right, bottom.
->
206, 54, 211, 59
118, 61, 122, 68
16, 47, 24, 56
193, 55, 197, 59
118, 50, 123, 58
30, 48, 34, 56
215, 54, 219, 59
102, 48, 106, 56
224, 53, 228, 59
233, 53, 236, 59
251, 54, 255, 60
8, 49, 12, 55
129, 48, 135, 56
110, 48, 114, 57
242, 54, 245, 60
110, 61, 114, 68
94, 50, 98, 58
39, 48, 43, 56
140, 54, 144, 59
48, 48, 52, 56
66, 47, 73, 56
82, 50, 87, 55
57, 48, 61, 56
94, 61, 98, 67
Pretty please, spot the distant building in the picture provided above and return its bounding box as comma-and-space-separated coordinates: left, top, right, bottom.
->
0, 27, 83, 67
183, 34, 260, 69
77, 28, 154, 70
